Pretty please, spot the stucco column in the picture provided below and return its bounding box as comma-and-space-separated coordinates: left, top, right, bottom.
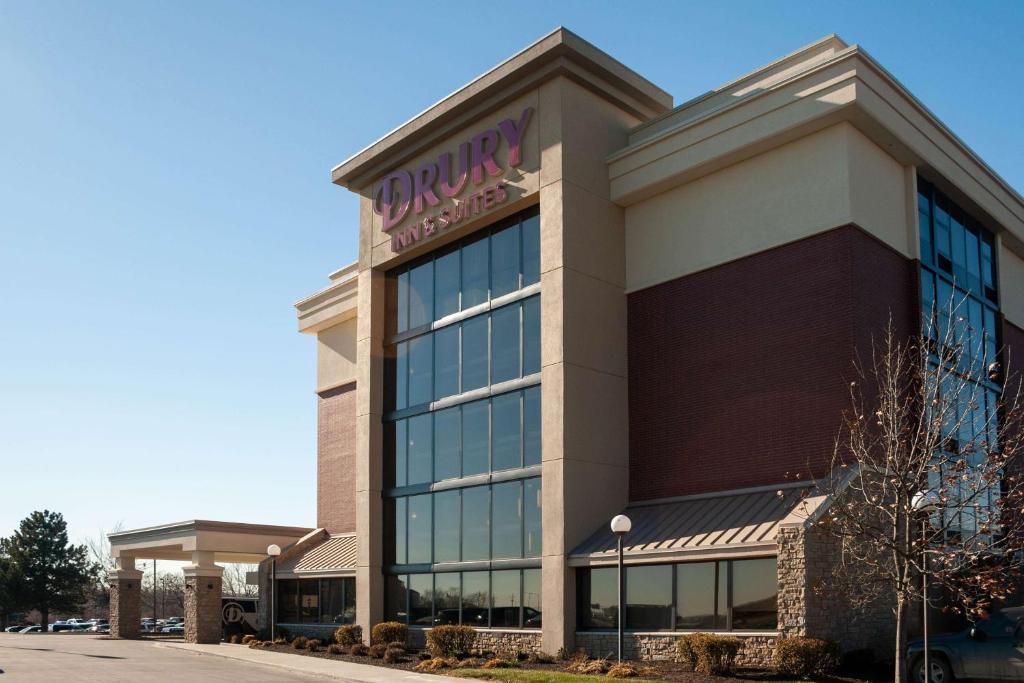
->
183, 551, 224, 644
109, 555, 142, 639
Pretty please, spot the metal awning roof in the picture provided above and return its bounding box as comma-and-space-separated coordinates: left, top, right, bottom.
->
569, 484, 815, 566
277, 534, 357, 577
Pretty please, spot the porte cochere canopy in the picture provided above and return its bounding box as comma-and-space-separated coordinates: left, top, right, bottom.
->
107, 520, 313, 644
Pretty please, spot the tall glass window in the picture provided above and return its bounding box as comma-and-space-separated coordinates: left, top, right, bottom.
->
276, 577, 355, 625
577, 558, 778, 632
384, 209, 542, 630
918, 177, 1002, 536
386, 569, 541, 628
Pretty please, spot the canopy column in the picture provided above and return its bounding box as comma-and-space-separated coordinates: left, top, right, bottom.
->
109, 555, 142, 639
183, 551, 224, 644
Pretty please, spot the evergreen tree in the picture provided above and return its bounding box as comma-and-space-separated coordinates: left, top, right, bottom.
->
3, 511, 98, 628
0, 546, 26, 628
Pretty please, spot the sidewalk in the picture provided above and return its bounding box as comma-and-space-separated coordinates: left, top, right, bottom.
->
156, 641, 448, 682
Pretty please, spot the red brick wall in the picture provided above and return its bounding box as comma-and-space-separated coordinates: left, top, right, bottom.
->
317, 382, 357, 533
627, 225, 917, 501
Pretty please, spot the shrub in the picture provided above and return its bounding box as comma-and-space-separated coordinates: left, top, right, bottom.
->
481, 657, 518, 669
241, 634, 256, 644
773, 637, 841, 678
556, 646, 571, 661
456, 657, 485, 668
261, 641, 274, 648
334, 624, 363, 646
528, 651, 555, 664
228, 634, 241, 644
606, 662, 640, 678
273, 637, 287, 645
414, 657, 458, 672
248, 640, 262, 649
291, 636, 308, 650
371, 621, 408, 646
418, 651, 433, 661
349, 643, 369, 656
676, 633, 741, 675
368, 643, 388, 659
384, 645, 405, 664
326, 643, 344, 655
305, 638, 321, 652
566, 656, 611, 675
427, 624, 477, 658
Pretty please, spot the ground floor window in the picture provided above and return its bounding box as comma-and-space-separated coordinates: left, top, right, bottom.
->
577, 557, 777, 631
277, 577, 355, 625
386, 568, 541, 628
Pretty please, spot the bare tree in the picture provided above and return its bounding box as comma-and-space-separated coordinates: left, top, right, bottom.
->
810, 296, 1024, 683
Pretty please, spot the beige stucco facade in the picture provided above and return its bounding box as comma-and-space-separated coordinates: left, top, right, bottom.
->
291, 28, 1024, 659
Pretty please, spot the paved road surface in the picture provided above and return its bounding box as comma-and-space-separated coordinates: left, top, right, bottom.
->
0, 633, 322, 682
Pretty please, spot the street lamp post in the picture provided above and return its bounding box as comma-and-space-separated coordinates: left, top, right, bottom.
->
912, 491, 939, 683
610, 514, 632, 663
267, 544, 281, 642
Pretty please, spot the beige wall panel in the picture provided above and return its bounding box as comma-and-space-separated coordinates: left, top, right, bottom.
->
559, 79, 641, 199
846, 124, 913, 257
316, 318, 357, 391
558, 363, 629, 468
561, 268, 627, 378
559, 180, 626, 288
1000, 241, 1024, 328
625, 124, 852, 292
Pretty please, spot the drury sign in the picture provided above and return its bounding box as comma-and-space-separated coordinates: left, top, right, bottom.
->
373, 107, 534, 252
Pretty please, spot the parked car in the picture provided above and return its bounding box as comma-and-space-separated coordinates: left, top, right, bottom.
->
908, 607, 1024, 681
161, 623, 185, 634
19, 625, 43, 633
87, 623, 110, 633
5, 625, 31, 633
52, 621, 89, 632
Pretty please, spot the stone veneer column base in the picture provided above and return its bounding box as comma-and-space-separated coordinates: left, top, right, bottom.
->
184, 567, 223, 644
109, 569, 143, 639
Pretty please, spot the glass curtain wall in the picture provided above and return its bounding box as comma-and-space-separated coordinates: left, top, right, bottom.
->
384, 209, 542, 629
917, 177, 1002, 536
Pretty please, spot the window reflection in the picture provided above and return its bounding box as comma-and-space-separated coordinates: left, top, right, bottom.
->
626, 564, 672, 630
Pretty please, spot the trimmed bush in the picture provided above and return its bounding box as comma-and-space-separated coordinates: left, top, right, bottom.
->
273, 637, 287, 645
368, 643, 388, 659
427, 624, 477, 658
414, 657, 458, 672
291, 636, 308, 650
371, 621, 408, 646
773, 637, 841, 678
565, 656, 611, 675
326, 643, 344, 655
384, 645, 405, 664
606, 662, 640, 678
261, 641, 274, 648
481, 657, 518, 669
305, 638, 321, 652
241, 634, 256, 644
333, 624, 363, 646
676, 633, 741, 675
248, 640, 262, 649
349, 643, 369, 656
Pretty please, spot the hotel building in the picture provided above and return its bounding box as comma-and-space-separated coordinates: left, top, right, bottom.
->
108, 29, 1024, 664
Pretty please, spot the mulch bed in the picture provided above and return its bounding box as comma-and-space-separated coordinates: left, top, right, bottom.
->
232, 642, 886, 682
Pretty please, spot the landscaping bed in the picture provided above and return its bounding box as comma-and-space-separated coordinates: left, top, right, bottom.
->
232, 625, 885, 682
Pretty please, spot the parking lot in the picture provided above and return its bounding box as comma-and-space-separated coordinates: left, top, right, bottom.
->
0, 633, 321, 681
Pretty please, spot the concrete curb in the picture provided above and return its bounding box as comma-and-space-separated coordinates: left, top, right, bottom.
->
154, 641, 446, 682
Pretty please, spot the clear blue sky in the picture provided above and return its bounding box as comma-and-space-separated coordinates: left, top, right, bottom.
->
2, 1, 1022, 546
